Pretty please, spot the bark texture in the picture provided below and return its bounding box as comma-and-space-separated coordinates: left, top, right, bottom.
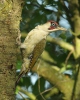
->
0, 0, 23, 99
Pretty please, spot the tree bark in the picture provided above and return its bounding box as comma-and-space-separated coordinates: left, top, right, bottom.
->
0, 0, 23, 99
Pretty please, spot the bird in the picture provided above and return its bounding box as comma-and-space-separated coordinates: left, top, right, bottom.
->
16, 20, 66, 85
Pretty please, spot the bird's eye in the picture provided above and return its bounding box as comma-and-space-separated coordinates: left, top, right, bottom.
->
48, 21, 58, 30
51, 22, 55, 26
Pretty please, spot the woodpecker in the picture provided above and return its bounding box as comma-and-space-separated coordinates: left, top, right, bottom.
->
16, 20, 66, 85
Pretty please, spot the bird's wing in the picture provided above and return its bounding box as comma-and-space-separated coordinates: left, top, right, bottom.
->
15, 39, 46, 86
27, 38, 46, 71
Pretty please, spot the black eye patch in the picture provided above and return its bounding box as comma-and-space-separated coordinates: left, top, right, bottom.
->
51, 22, 59, 28
51, 22, 56, 26
48, 21, 59, 30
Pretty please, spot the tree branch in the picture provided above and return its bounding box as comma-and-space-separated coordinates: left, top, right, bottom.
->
47, 36, 74, 51
17, 86, 37, 100
32, 63, 74, 100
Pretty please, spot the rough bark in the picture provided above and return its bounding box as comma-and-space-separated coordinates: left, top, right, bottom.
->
0, 0, 23, 99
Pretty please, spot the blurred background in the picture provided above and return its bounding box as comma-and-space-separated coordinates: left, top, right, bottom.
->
16, 0, 80, 100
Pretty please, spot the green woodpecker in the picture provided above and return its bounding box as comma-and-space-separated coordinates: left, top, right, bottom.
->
16, 20, 66, 85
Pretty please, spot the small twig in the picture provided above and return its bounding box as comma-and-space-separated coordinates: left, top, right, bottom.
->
18, 92, 28, 100
40, 87, 54, 95
37, 60, 46, 100
38, 78, 46, 100
65, 50, 73, 68
37, 85, 59, 99
17, 86, 36, 100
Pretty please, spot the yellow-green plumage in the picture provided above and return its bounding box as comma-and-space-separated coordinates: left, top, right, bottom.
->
16, 39, 46, 85
16, 21, 66, 85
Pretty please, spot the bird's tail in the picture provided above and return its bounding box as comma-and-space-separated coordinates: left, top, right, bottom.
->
15, 71, 25, 86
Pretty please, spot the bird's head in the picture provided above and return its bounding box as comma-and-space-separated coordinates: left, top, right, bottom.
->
38, 20, 67, 32
47, 20, 67, 32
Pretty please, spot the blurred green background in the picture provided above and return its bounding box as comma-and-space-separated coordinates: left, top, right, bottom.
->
16, 0, 79, 100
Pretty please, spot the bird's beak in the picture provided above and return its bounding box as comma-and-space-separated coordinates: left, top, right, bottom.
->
48, 26, 67, 32
57, 26, 67, 31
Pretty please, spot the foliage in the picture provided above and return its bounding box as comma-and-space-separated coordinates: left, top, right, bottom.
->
16, 0, 80, 100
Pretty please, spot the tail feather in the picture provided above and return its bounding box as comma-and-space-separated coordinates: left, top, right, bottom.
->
15, 71, 25, 86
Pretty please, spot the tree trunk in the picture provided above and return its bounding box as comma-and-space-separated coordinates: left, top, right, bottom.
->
0, 0, 23, 99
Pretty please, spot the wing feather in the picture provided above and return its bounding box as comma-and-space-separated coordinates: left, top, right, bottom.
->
28, 38, 46, 70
